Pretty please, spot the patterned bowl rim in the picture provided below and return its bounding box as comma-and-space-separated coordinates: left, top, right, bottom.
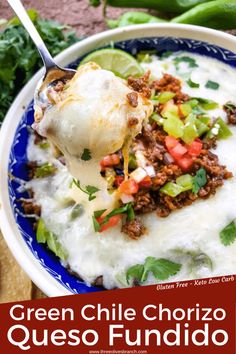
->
1, 23, 236, 297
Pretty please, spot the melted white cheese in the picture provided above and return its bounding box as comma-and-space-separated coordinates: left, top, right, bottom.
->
28, 52, 236, 289
34, 62, 152, 212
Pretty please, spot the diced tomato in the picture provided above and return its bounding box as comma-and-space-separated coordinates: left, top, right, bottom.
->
176, 154, 193, 172
98, 214, 122, 232
186, 139, 203, 157
119, 179, 139, 195
170, 143, 188, 160
139, 175, 152, 188
114, 175, 124, 187
165, 136, 179, 151
100, 154, 120, 168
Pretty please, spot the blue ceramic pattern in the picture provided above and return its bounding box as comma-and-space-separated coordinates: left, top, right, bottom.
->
8, 37, 236, 294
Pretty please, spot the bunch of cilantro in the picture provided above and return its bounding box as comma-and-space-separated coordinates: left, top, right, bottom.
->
0, 9, 78, 123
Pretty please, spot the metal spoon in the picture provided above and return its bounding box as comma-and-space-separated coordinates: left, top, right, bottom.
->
7, 0, 76, 109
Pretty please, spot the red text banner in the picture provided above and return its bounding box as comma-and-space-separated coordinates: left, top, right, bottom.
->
0, 275, 235, 353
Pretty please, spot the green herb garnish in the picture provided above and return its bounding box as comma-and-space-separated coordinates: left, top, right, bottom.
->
187, 78, 200, 88
220, 219, 236, 246
126, 257, 181, 284
34, 163, 56, 178
205, 80, 219, 90
36, 219, 68, 260
73, 179, 99, 201
192, 168, 207, 194
93, 203, 135, 232
81, 148, 92, 161
161, 50, 173, 59
174, 56, 198, 69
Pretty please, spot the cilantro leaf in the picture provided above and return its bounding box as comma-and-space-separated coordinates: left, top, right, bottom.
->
192, 168, 207, 194
73, 179, 100, 201
126, 264, 145, 284
220, 219, 236, 246
34, 163, 56, 178
187, 78, 200, 88
93, 203, 135, 232
205, 80, 219, 90
36, 219, 68, 260
92, 216, 101, 232
81, 148, 91, 161
126, 257, 181, 285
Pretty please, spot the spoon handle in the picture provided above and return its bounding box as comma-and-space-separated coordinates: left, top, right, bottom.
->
7, 0, 57, 70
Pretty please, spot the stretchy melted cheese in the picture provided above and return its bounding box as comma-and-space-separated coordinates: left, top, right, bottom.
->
34, 62, 152, 210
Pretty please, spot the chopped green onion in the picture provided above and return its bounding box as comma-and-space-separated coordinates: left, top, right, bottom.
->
187, 79, 200, 88
205, 80, 219, 90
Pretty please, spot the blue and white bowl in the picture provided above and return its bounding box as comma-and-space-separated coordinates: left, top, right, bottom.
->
1, 24, 236, 296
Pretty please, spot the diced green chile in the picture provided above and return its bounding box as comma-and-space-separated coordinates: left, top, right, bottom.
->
207, 118, 233, 140
157, 91, 176, 104
160, 182, 184, 197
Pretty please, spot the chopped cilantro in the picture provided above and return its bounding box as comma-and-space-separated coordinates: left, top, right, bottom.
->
73, 179, 99, 201
220, 219, 236, 246
81, 148, 91, 161
205, 80, 219, 90
192, 168, 207, 194
93, 203, 135, 232
126, 257, 181, 285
